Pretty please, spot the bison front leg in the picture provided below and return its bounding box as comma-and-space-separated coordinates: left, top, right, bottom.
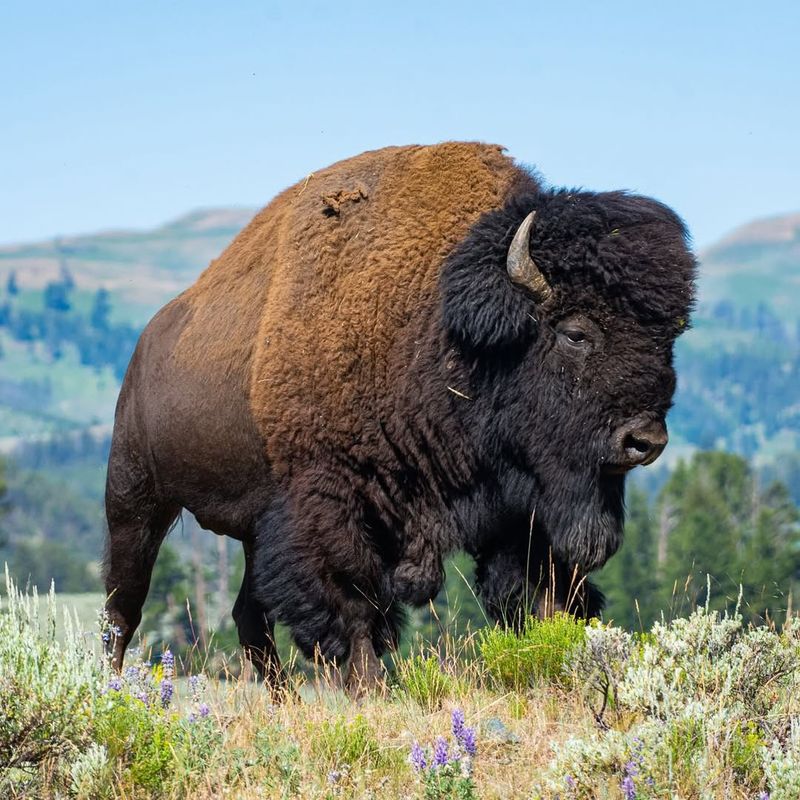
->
232, 540, 284, 687
345, 630, 384, 696
474, 538, 604, 627
251, 489, 401, 695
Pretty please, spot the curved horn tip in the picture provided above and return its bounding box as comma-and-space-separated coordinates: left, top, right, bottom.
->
506, 210, 552, 302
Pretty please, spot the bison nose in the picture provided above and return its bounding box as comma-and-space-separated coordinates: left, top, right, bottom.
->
611, 417, 668, 469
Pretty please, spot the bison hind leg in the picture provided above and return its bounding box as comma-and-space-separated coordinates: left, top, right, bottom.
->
104, 444, 180, 670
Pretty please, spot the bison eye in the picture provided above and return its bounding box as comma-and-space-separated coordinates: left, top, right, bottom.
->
555, 318, 597, 351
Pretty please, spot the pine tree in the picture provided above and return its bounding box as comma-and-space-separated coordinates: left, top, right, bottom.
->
656, 452, 800, 622
90, 287, 112, 331
6, 270, 18, 296
741, 481, 800, 621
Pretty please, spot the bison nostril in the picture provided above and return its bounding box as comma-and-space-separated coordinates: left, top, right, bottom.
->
611, 419, 669, 470
623, 433, 653, 457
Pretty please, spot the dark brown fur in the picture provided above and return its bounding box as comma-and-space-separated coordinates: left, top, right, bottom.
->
104, 142, 695, 687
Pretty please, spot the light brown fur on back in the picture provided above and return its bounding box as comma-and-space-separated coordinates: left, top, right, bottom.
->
174, 142, 525, 474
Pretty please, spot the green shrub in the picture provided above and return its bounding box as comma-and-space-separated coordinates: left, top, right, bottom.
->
479, 612, 586, 690
395, 655, 454, 711
535, 607, 800, 799
93, 691, 179, 796
0, 568, 100, 794
728, 721, 766, 788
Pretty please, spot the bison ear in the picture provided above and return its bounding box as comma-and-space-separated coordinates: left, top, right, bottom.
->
440, 212, 542, 350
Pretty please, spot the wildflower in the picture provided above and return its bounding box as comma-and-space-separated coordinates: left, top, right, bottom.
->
101, 625, 121, 645
451, 708, 477, 756
107, 675, 123, 692
452, 708, 466, 739
124, 665, 139, 682
409, 741, 427, 772
161, 648, 174, 679
160, 677, 174, 708
432, 736, 449, 767
408, 742, 428, 772
134, 689, 149, 706
460, 725, 477, 757
198, 702, 210, 718
188, 674, 207, 702
758, 794, 770, 800
328, 769, 342, 785
565, 775, 577, 790
621, 774, 636, 800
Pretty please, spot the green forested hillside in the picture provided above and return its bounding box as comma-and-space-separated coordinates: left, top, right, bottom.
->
698, 212, 800, 321
0, 209, 254, 440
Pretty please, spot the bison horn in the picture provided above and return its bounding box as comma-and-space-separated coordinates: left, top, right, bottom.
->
506, 211, 552, 303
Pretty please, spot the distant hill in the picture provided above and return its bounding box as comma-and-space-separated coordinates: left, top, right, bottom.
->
698, 212, 800, 321
0, 208, 256, 326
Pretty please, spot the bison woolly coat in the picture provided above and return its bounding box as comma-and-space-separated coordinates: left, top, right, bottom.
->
104, 142, 695, 684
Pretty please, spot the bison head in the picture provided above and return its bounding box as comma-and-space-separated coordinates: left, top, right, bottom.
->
441, 188, 696, 572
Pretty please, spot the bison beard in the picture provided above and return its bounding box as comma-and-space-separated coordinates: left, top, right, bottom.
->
536, 470, 625, 574
102, 142, 696, 689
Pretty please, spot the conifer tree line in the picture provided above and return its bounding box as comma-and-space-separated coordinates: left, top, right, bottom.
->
598, 451, 800, 629
0, 266, 139, 380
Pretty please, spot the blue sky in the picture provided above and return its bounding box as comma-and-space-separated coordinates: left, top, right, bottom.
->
1, 1, 798, 247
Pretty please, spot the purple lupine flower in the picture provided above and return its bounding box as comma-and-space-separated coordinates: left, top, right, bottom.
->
188, 703, 210, 723
758, 793, 770, 800
452, 708, 465, 739
432, 736, 449, 767
624, 760, 639, 777
107, 675, 123, 692
409, 741, 427, 772
450, 708, 477, 756
188, 674, 205, 702
460, 725, 477, 757
124, 665, 139, 682
134, 689, 149, 706
621, 774, 636, 800
161, 649, 174, 679
565, 775, 577, 790
160, 677, 174, 708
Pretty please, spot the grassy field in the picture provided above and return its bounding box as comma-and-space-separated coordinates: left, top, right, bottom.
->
2, 576, 800, 799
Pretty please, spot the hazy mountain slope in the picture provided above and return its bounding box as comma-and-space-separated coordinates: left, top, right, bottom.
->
0, 208, 256, 325
698, 212, 800, 321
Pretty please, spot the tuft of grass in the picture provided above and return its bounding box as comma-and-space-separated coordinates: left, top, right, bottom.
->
478, 612, 586, 690
308, 713, 388, 771
394, 655, 455, 712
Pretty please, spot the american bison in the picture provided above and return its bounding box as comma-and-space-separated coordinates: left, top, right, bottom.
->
104, 142, 696, 688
